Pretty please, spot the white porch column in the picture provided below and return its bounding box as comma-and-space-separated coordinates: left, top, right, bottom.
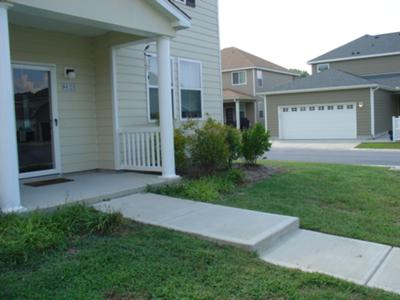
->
0, 3, 23, 212
235, 99, 240, 129
254, 101, 258, 125
157, 36, 177, 178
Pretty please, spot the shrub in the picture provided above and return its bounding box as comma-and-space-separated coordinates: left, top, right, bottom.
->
174, 128, 188, 173
0, 205, 123, 266
225, 126, 242, 167
190, 118, 230, 174
242, 124, 272, 165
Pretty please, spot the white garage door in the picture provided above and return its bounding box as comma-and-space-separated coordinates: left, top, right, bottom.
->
279, 103, 357, 139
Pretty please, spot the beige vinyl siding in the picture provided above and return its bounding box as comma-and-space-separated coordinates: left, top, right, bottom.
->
312, 55, 400, 76
222, 69, 254, 96
374, 90, 398, 135
115, 0, 222, 128
255, 70, 296, 93
266, 89, 371, 138
10, 25, 99, 173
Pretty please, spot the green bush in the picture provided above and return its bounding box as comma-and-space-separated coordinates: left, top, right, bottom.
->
225, 126, 242, 167
0, 205, 123, 266
190, 118, 230, 174
174, 128, 188, 173
242, 124, 272, 165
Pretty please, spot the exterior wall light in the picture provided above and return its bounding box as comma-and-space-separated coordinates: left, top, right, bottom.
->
358, 101, 364, 108
64, 67, 76, 80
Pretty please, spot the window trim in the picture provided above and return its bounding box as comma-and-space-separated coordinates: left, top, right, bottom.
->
256, 70, 263, 88
231, 70, 247, 86
317, 63, 330, 73
178, 58, 204, 121
146, 54, 175, 123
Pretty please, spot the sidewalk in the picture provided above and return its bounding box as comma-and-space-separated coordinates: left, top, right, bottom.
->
95, 193, 400, 295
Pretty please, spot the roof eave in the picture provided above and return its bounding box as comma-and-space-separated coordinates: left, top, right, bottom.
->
222, 66, 300, 77
308, 51, 400, 65
258, 84, 379, 96
151, 0, 191, 30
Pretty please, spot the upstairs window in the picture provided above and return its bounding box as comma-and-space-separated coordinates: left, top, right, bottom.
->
179, 59, 202, 119
232, 71, 246, 85
256, 70, 263, 88
317, 63, 330, 73
175, 0, 196, 7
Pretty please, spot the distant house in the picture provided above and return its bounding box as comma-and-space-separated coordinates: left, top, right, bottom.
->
221, 47, 299, 129
260, 32, 400, 140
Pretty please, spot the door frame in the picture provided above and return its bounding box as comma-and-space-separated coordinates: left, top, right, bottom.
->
12, 62, 61, 179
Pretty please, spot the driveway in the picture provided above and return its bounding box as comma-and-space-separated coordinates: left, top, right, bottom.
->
267, 140, 400, 167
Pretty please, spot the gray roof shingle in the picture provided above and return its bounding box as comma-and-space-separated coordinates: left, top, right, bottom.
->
309, 32, 400, 63
362, 73, 400, 90
264, 69, 375, 94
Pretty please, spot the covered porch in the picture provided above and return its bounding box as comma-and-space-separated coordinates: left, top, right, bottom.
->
0, 0, 190, 212
223, 89, 258, 130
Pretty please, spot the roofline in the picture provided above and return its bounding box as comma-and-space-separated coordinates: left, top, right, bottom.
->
222, 66, 300, 77
152, 0, 191, 29
308, 51, 400, 65
259, 84, 378, 96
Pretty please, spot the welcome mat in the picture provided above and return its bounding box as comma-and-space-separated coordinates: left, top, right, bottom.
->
24, 178, 74, 187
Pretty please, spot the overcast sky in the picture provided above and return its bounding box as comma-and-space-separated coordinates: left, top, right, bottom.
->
219, 0, 400, 73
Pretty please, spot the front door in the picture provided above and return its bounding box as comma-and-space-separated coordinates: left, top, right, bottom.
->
13, 64, 60, 178
225, 107, 234, 126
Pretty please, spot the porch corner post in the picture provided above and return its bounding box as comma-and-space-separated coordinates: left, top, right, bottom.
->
157, 36, 177, 178
0, 3, 24, 212
235, 99, 240, 129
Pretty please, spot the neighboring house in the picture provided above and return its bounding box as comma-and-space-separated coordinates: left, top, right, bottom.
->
261, 32, 400, 140
221, 47, 299, 129
0, 0, 222, 212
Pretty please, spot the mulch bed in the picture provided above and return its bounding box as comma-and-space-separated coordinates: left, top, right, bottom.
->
234, 163, 284, 185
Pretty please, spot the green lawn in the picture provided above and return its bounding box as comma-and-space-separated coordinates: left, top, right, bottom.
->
153, 161, 400, 247
356, 142, 400, 149
1, 219, 398, 299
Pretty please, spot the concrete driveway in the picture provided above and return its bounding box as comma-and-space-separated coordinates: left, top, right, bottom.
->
267, 140, 400, 167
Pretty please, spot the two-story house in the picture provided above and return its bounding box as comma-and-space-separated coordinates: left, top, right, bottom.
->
260, 32, 400, 140
0, 0, 222, 212
221, 47, 299, 129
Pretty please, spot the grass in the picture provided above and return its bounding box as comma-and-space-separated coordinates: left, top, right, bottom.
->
153, 161, 400, 247
356, 142, 400, 149
1, 212, 398, 299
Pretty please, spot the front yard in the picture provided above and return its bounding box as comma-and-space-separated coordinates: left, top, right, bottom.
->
356, 142, 400, 149
153, 161, 400, 247
1, 208, 398, 299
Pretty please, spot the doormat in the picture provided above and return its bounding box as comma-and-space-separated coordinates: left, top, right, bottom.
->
24, 178, 74, 187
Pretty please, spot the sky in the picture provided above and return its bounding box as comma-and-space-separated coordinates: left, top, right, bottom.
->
219, 0, 400, 73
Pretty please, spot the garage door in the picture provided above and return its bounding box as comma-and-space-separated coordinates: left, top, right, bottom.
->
279, 103, 357, 139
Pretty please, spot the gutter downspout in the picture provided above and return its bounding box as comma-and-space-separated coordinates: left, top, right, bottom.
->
370, 86, 380, 139
264, 95, 268, 131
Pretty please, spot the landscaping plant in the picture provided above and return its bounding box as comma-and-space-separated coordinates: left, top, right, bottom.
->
242, 123, 272, 165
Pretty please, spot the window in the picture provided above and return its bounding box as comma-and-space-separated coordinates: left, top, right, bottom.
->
259, 110, 264, 118
239, 103, 246, 119
317, 63, 330, 73
179, 59, 202, 119
283, 108, 289, 112
347, 104, 354, 109
309, 106, 315, 111
232, 71, 246, 85
147, 56, 174, 121
337, 105, 344, 110
175, 0, 196, 7
318, 106, 325, 111
291, 107, 297, 112
327, 105, 334, 110
300, 107, 306, 111
256, 70, 263, 88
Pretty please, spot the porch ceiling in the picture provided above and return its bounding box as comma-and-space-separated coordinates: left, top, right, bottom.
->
7, 0, 189, 38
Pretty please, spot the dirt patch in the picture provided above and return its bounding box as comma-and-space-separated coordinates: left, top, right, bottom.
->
234, 164, 284, 185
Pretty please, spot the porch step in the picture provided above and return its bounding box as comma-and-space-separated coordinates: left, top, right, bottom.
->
94, 193, 299, 253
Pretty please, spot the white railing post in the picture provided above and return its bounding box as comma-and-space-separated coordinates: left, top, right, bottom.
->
157, 36, 178, 178
0, 3, 24, 213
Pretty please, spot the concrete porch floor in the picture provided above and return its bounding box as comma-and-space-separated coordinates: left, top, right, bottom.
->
21, 170, 178, 211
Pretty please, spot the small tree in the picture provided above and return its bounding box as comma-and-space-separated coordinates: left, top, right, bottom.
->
242, 124, 272, 165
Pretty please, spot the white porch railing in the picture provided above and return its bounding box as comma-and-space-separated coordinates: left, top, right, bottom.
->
393, 116, 400, 141
119, 127, 162, 172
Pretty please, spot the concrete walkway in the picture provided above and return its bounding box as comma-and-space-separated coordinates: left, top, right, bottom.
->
95, 193, 400, 295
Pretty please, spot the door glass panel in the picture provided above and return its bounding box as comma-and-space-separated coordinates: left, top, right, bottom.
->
13, 68, 55, 174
